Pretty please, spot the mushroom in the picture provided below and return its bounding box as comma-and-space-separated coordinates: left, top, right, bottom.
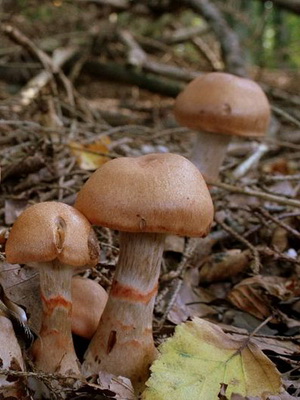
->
174, 72, 271, 181
71, 276, 108, 340
0, 309, 29, 398
75, 153, 214, 391
5, 201, 100, 375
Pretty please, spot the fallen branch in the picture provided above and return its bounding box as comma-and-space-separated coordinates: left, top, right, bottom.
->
162, 25, 210, 44
271, 104, 300, 129
208, 181, 300, 209
232, 143, 269, 179
8, 47, 76, 113
183, 0, 247, 76
2, 24, 77, 112
83, 60, 184, 96
119, 29, 200, 82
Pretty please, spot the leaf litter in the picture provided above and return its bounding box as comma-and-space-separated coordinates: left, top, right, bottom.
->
1, 6, 300, 398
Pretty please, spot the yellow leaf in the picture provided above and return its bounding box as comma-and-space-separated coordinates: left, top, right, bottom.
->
69, 137, 111, 170
142, 318, 282, 400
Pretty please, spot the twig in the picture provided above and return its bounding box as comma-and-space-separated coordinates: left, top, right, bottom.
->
231, 315, 274, 356
252, 206, 300, 240
208, 180, 300, 209
271, 104, 300, 129
119, 29, 200, 82
183, 0, 247, 76
192, 36, 224, 71
162, 25, 210, 44
232, 143, 269, 179
8, 48, 76, 113
261, 173, 300, 183
214, 215, 261, 274
157, 238, 199, 330
3, 24, 77, 112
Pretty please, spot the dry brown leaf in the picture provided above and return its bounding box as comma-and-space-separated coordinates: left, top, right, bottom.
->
261, 157, 295, 175
4, 199, 28, 225
97, 371, 136, 399
168, 269, 217, 324
228, 275, 300, 322
0, 261, 41, 332
271, 225, 289, 252
220, 324, 300, 359
199, 249, 250, 283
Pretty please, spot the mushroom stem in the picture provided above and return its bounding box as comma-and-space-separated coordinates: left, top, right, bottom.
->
190, 130, 231, 181
82, 232, 165, 391
31, 261, 80, 375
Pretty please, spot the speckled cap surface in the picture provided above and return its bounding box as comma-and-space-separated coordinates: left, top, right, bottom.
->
75, 153, 214, 237
174, 72, 270, 137
6, 201, 99, 267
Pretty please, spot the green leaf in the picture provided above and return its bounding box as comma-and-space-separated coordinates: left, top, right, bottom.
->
142, 318, 282, 400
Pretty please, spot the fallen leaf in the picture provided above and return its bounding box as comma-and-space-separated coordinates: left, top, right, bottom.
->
4, 199, 28, 225
228, 275, 300, 322
167, 269, 217, 325
69, 137, 111, 170
199, 250, 250, 283
142, 318, 282, 400
0, 261, 41, 332
97, 371, 136, 399
261, 157, 295, 175
271, 225, 289, 252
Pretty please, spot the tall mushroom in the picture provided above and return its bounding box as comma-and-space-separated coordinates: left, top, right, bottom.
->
75, 153, 214, 391
5, 201, 99, 375
174, 72, 271, 181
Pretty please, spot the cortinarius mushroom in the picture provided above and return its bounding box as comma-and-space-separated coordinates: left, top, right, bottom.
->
5, 201, 99, 375
174, 72, 271, 181
75, 153, 214, 390
71, 276, 108, 340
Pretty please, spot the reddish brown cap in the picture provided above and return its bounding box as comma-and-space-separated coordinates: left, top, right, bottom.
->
174, 72, 270, 137
75, 153, 214, 237
71, 276, 108, 339
5, 202, 99, 267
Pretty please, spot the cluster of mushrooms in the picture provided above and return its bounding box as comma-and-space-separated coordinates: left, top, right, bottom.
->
1, 72, 270, 398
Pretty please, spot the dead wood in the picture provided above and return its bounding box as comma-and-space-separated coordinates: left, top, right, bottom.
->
82, 61, 184, 96
182, 0, 247, 76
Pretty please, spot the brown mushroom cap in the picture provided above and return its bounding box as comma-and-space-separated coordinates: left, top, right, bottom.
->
71, 277, 108, 339
174, 72, 270, 137
75, 153, 214, 237
5, 202, 99, 267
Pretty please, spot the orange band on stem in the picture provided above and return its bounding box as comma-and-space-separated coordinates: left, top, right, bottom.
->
110, 281, 158, 304
41, 293, 72, 315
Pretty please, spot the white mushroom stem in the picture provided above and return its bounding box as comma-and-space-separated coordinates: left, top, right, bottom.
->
190, 130, 231, 181
82, 232, 165, 391
0, 315, 29, 399
31, 261, 80, 375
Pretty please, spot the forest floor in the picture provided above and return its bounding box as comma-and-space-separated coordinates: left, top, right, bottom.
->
0, 3, 300, 399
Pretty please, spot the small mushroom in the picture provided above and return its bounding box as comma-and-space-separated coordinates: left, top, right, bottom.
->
71, 276, 108, 340
75, 153, 214, 391
5, 201, 99, 375
174, 72, 271, 181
